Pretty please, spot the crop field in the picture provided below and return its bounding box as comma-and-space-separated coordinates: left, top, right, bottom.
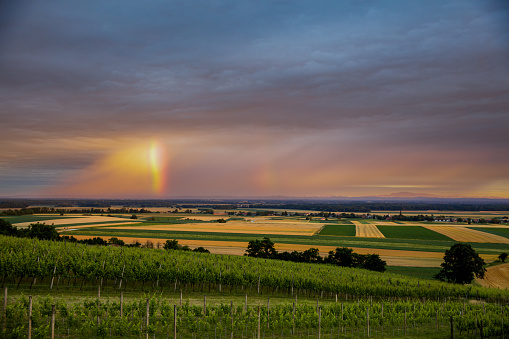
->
107, 221, 321, 236
352, 221, 385, 238
471, 227, 509, 238
376, 226, 452, 241
318, 224, 356, 236
5, 211, 509, 276
424, 226, 509, 244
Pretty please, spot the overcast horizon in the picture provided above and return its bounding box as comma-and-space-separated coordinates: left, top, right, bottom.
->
1, 1, 509, 199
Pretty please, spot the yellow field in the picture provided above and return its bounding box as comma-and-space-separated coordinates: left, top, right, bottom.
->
352, 221, 385, 238
12, 215, 136, 227
424, 226, 509, 244
107, 220, 320, 236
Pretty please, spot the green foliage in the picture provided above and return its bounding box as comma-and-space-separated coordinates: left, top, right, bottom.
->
499, 252, 508, 262
434, 243, 486, 284
245, 237, 277, 258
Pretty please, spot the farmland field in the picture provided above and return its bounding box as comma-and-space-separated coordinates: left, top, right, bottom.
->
318, 224, 356, 236
377, 226, 452, 241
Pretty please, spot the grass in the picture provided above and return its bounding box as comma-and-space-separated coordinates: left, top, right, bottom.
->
385, 266, 441, 280
377, 226, 452, 241
318, 224, 356, 236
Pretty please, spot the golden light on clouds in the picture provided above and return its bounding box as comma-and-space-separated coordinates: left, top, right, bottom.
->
50, 141, 168, 197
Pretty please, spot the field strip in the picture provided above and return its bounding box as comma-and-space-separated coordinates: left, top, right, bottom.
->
57, 222, 140, 230
63, 235, 497, 265
12, 216, 132, 227
105, 222, 320, 235
424, 226, 509, 243
372, 222, 400, 226
477, 263, 509, 289
352, 221, 385, 238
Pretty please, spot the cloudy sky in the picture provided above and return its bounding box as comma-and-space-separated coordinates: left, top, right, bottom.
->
1, 0, 508, 199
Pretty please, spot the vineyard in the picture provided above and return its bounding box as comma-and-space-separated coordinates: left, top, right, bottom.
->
3, 292, 508, 338
1, 235, 509, 338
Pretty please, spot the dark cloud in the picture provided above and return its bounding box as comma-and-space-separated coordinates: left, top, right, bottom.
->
1, 0, 508, 197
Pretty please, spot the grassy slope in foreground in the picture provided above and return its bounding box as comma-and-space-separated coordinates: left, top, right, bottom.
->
1, 235, 508, 302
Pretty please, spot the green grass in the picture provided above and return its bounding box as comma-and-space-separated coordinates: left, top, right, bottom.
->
471, 227, 509, 239
377, 226, 452, 241
318, 224, 356, 236
0, 215, 81, 224
385, 266, 441, 280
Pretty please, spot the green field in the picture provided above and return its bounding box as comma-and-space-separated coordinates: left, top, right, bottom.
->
318, 224, 356, 236
377, 226, 452, 241
471, 227, 509, 239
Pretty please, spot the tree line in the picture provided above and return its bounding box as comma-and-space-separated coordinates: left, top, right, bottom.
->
0, 218, 209, 252
245, 237, 386, 272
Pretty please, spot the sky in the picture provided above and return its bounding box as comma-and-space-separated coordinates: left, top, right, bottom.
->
1, 0, 508, 199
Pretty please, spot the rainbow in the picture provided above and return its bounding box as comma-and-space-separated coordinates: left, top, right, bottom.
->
148, 141, 167, 195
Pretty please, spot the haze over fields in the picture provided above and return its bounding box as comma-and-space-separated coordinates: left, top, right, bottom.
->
1, 1, 508, 199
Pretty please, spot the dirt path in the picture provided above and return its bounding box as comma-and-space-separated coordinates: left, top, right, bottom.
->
477, 263, 509, 289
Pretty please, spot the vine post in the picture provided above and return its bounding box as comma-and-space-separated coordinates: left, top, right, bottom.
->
51, 304, 55, 339
28, 295, 32, 339
146, 299, 150, 339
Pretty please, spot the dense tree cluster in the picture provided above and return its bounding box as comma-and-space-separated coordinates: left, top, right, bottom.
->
245, 237, 386, 272
163, 239, 210, 253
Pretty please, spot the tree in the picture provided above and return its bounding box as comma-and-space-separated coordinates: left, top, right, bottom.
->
108, 237, 125, 246
163, 239, 180, 250
245, 237, 277, 258
0, 219, 18, 236
434, 243, 486, 284
499, 252, 508, 262
326, 247, 355, 267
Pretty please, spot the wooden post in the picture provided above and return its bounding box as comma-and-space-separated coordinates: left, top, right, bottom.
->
367, 307, 370, 337
316, 298, 319, 315
245, 294, 248, 312
318, 307, 321, 339
335, 293, 337, 303
292, 302, 296, 335
230, 300, 234, 339
50, 263, 57, 290
120, 291, 123, 318
28, 295, 32, 339
119, 263, 125, 289
267, 297, 270, 329
98, 285, 101, 299
3, 287, 7, 332
146, 299, 150, 339
51, 304, 55, 339
204, 295, 207, 316
174, 304, 177, 339
257, 306, 261, 339
180, 290, 182, 306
